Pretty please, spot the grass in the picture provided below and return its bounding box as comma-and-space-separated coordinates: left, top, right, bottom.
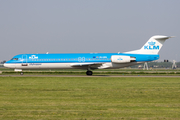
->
0, 77, 180, 119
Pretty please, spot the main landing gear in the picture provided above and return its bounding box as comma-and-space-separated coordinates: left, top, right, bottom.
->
20, 72, 24, 75
86, 70, 93, 76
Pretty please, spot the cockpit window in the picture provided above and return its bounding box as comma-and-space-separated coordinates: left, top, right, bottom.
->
11, 58, 18, 60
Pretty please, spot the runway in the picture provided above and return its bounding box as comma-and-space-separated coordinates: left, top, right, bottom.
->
0, 75, 180, 77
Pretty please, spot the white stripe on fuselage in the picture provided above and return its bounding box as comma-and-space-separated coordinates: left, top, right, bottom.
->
4, 63, 72, 69
4, 62, 143, 70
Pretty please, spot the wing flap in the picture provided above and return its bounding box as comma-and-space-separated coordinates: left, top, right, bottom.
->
70, 63, 102, 67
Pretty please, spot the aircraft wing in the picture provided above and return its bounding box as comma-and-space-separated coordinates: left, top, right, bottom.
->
70, 63, 103, 69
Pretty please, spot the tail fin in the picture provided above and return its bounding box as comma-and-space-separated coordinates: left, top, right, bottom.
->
126, 35, 174, 54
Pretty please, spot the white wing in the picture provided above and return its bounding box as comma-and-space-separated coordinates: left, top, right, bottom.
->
70, 63, 103, 69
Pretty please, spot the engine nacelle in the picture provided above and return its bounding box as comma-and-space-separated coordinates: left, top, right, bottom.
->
111, 55, 136, 63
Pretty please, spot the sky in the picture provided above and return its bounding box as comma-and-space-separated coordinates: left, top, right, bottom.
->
0, 0, 180, 62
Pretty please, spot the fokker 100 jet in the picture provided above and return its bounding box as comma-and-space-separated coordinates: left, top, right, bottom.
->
4, 35, 174, 75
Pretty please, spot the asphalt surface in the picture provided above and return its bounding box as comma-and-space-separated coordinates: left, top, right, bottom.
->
0, 75, 180, 77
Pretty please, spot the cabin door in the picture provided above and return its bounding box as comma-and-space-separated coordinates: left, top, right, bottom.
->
22, 55, 28, 66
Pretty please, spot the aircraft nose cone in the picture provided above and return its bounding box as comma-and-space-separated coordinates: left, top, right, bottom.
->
3, 63, 10, 68
3, 63, 7, 68
3, 63, 15, 69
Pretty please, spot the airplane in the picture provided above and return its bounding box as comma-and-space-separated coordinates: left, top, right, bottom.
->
4, 35, 174, 75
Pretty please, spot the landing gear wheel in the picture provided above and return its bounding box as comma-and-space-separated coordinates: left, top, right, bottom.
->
86, 71, 93, 76
20, 72, 24, 75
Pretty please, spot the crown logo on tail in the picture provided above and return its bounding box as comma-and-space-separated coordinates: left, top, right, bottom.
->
148, 41, 156, 46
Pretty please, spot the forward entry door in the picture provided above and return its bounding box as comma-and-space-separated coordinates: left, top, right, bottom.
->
22, 55, 28, 66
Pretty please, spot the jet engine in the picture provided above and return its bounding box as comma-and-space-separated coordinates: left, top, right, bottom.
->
111, 55, 136, 63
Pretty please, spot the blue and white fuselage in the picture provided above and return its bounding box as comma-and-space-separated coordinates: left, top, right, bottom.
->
4, 35, 173, 75
4, 53, 159, 69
